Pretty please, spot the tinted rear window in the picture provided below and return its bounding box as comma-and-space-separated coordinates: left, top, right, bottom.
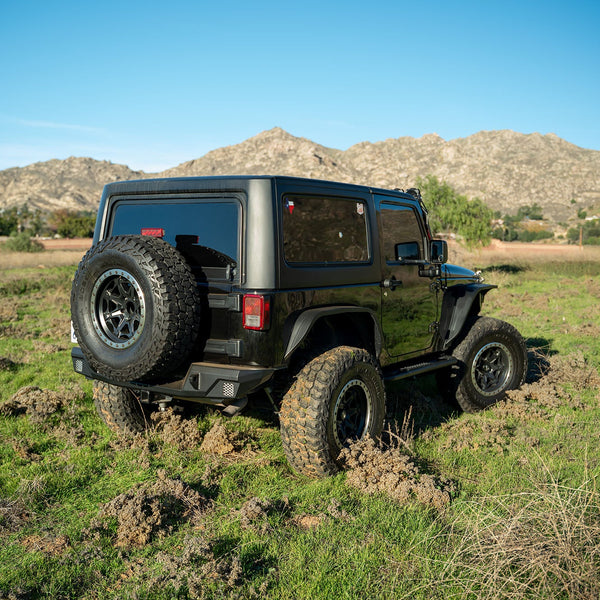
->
110, 200, 240, 280
282, 195, 369, 264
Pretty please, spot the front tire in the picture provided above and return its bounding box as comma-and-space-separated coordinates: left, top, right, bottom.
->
279, 346, 386, 478
447, 316, 527, 413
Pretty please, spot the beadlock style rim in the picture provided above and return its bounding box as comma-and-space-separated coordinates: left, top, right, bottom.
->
333, 378, 372, 448
91, 269, 146, 349
471, 341, 513, 397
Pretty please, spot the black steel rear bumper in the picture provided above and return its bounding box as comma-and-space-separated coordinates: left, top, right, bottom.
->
71, 347, 277, 404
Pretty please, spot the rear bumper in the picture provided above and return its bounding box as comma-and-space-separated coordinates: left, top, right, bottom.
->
71, 347, 277, 403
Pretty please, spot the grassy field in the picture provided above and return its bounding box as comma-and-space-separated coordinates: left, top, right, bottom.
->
1, 252, 599, 599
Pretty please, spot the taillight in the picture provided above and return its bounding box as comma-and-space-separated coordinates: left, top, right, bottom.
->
141, 228, 165, 238
243, 294, 271, 331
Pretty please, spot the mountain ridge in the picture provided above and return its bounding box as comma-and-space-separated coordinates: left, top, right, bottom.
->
1, 128, 599, 222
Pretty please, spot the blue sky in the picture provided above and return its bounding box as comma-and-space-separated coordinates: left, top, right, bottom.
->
1, 0, 598, 171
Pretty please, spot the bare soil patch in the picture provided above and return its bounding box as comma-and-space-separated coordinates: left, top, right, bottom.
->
20, 534, 70, 556
38, 238, 92, 251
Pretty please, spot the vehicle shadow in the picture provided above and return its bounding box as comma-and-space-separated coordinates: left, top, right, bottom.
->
525, 336, 556, 383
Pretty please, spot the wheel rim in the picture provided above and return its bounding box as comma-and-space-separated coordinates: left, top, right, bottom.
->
91, 269, 146, 348
333, 379, 372, 448
471, 342, 513, 396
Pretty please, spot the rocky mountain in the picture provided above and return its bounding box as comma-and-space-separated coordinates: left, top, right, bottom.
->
1, 128, 599, 222
0, 157, 144, 213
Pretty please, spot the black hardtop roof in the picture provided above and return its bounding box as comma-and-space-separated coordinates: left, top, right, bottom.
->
103, 175, 417, 201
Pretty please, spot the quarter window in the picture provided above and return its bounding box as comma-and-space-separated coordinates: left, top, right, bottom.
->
282, 195, 369, 264
380, 203, 424, 263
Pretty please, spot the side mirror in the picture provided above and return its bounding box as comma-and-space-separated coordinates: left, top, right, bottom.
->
395, 241, 420, 262
430, 240, 448, 264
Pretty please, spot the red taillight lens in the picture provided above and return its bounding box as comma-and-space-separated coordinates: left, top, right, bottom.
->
243, 294, 270, 331
141, 228, 165, 238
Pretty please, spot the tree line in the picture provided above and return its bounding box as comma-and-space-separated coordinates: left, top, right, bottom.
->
0, 206, 96, 239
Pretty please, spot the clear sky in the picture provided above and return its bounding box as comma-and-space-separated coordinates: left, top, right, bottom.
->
1, 0, 598, 172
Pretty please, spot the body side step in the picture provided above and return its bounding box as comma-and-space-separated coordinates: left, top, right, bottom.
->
382, 357, 457, 383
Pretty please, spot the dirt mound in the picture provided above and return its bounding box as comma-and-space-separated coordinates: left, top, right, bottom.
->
200, 419, 242, 455
88, 470, 209, 549
340, 438, 455, 509
544, 351, 600, 392
150, 408, 202, 450
0, 385, 84, 423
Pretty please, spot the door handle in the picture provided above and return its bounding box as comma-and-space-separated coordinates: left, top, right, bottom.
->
381, 277, 402, 290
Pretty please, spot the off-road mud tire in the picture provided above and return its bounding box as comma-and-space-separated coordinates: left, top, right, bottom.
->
279, 346, 385, 478
93, 381, 148, 435
71, 235, 201, 383
447, 316, 527, 413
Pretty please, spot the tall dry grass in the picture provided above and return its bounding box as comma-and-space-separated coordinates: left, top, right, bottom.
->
429, 462, 600, 599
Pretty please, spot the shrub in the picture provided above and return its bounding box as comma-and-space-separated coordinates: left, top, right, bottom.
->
2, 233, 44, 253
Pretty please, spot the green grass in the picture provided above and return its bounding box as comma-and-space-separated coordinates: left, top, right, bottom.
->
1, 261, 599, 599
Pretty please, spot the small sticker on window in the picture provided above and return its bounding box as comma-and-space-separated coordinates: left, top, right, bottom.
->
285, 199, 295, 214
357, 203, 364, 216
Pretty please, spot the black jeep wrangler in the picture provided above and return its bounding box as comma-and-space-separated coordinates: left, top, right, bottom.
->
71, 176, 527, 477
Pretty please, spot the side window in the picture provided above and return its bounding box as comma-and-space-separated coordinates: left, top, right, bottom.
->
380, 203, 424, 263
282, 195, 369, 264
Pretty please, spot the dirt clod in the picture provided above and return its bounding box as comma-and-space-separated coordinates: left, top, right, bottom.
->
340, 438, 455, 509
150, 408, 202, 450
291, 514, 325, 531
200, 419, 240, 455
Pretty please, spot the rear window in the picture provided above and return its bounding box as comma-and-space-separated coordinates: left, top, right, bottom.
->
110, 199, 240, 280
282, 195, 369, 264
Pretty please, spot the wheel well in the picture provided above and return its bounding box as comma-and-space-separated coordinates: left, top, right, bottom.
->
289, 312, 377, 365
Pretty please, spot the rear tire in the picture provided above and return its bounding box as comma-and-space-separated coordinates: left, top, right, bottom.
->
93, 381, 149, 435
447, 316, 527, 413
279, 346, 386, 478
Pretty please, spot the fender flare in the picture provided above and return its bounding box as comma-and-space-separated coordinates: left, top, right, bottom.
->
283, 306, 382, 361
437, 283, 496, 351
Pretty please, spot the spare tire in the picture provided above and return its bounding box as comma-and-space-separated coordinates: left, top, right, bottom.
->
71, 235, 201, 383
